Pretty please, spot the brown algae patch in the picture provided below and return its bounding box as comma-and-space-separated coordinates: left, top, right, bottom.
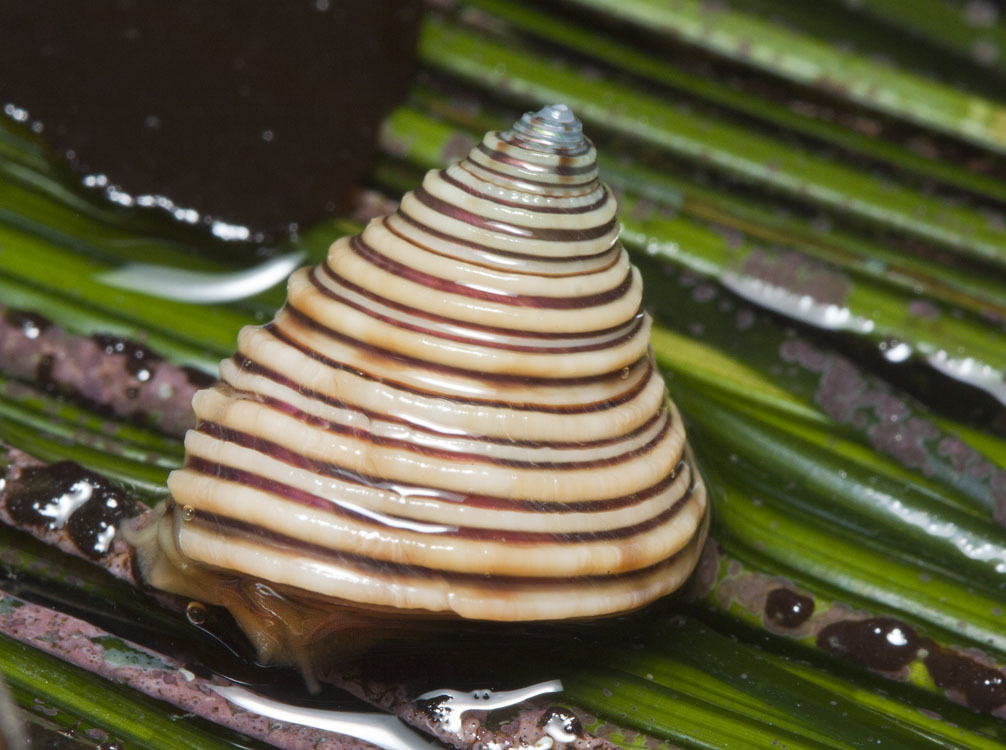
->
780, 337, 1006, 521
706, 558, 1006, 714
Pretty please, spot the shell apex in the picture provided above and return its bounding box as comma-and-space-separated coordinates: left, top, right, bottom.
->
503, 103, 589, 154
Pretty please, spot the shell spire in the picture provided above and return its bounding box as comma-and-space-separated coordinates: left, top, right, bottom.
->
135, 106, 709, 666
505, 103, 588, 153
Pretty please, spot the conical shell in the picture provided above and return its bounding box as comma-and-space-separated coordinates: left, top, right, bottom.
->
137, 105, 708, 658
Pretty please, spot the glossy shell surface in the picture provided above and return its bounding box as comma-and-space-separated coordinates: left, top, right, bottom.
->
140, 106, 708, 633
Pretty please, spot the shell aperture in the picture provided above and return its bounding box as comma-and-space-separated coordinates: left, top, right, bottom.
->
135, 105, 709, 663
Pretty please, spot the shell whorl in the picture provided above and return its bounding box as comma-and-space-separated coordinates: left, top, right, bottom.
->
146, 106, 708, 632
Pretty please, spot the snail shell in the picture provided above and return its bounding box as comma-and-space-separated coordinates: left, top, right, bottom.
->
134, 105, 708, 664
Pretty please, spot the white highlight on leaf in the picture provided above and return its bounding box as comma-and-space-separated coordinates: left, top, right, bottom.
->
927, 350, 1006, 407
720, 271, 875, 334
415, 679, 564, 735
210, 684, 439, 750
96, 251, 305, 303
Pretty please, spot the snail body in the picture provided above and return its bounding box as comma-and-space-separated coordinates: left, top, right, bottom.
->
134, 105, 708, 665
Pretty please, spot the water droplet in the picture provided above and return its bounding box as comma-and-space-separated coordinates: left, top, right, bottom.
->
182, 505, 196, 521
880, 340, 912, 363
186, 601, 207, 625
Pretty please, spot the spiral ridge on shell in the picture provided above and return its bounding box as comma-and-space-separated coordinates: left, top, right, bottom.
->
144, 105, 708, 629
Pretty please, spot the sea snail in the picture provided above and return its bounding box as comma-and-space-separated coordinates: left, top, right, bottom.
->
133, 104, 709, 668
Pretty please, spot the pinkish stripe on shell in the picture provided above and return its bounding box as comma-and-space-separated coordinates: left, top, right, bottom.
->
474, 144, 596, 177
350, 236, 632, 309
266, 319, 654, 394
224, 367, 663, 451
193, 400, 671, 471
308, 268, 644, 354
315, 263, 637, 340
391, 213, 618, 263
438, 171, 608, 215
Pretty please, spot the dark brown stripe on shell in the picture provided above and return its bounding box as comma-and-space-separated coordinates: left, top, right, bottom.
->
439, 170, 609, 215
181, 505, 702, 586
192, 419, 687, 513
318, 261, 641, 340
227, 356, 658, 449
260, 322, 656, 404
476, 143, 597, 176
352, 235, 633, 309
196, 393, 671, 470
184, 460, 695, 544
413, 187, 617, 242
308, 268, 644, 355
386, 212, 623, 278
272, 307, 653, 398
391, 213, 620, 266
498, 131, 593, 158
460, 160, 598, 194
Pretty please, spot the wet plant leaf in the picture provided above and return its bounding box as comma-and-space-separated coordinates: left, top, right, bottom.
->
1, 1, 1005, 747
